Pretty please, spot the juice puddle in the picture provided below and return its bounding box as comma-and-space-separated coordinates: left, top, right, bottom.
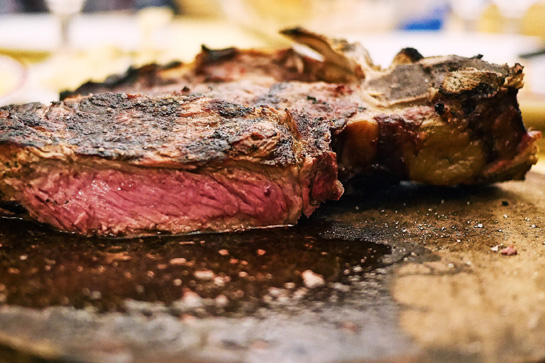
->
0, 219, 390, 316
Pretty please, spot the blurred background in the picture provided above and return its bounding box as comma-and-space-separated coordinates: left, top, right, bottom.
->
0, 0, 544, 143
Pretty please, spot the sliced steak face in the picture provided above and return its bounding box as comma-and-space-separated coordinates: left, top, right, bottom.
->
0, 94, 343, 237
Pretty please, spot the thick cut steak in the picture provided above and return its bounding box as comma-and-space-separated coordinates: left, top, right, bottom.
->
0, 29, 540, 237
0, 94, 342, 236
65, 28, 540, 185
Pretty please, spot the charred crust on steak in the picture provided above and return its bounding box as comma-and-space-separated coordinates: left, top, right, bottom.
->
56, 32, 538, 187
391, 48, 424, 65
52, 30, 538, 185
60, 62, 185, 101
199, 45, 239, 64
0, 93, 338, 168
204, 99, 254, 118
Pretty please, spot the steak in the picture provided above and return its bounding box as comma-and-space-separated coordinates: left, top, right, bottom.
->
0, 94, 342, 236
64, 28, 541, 186
0, 28, 540, 237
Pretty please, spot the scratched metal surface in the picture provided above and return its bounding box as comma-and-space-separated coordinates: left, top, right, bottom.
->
0, 171, 544, 363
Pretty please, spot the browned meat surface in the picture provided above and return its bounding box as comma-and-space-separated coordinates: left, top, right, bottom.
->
0, 94, 342, 237
64, 28, 540, 186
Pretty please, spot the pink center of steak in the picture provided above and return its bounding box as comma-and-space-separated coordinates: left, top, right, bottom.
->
13, 163, 305, 236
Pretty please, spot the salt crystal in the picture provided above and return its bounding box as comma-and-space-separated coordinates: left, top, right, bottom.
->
215, 295, 228, 307
169, 258, 187, 265
181, 290, 202, 308
194, 270, 215, 280
284, 282, 296, 289
301, 270, 325, 288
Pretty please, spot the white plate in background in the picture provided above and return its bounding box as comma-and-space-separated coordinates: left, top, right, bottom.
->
0, 55, 27, 104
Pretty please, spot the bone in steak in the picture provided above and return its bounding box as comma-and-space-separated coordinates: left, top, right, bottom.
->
0, 29, 540, 237
65, 28, 540, 186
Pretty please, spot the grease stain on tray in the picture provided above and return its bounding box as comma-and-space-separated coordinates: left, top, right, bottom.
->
0, 219, 390, 316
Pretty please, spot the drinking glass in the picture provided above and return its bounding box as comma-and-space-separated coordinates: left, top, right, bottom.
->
44, 0, 87, 51
449, 0, 488, 32
491, 0, 538, 33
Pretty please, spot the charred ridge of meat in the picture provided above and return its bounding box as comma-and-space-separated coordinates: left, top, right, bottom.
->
392, 48, 424, 65
60, 61, 184, 101
199, 45, 239, 65
0, 93, 314, 167
61, 47, 328, 101
58, 39, 539, 187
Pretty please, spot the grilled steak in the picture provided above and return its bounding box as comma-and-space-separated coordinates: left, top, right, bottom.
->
65, 28, 540, 185
0, 94, 342, 236
0, 28, 540, 237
